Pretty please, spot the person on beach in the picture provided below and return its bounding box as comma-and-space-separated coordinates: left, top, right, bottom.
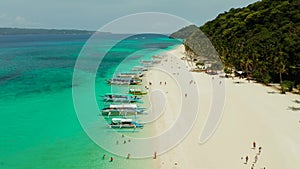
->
251, 164, 255, 169
245, 156, 249, 164
258, 147, 262, 155
116, 140, 119, 145
124, 140, 126, 144
110, 157, 114, 162
254, 155, 258, 163
165, 82, 167, 85
253, 141, 256, 149
185, 93, 187, 98
122, 134, 124, 138
153, 152, 157, 159
160, 81, 162, 85
247, 74, 251, 83
102, 154, 106, 160
127, 153, 130, 159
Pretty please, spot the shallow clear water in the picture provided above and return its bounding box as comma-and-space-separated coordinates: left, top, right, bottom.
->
0, 33, 180, 169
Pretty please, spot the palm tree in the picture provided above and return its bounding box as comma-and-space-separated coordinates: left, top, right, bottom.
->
275, 51, 288, 93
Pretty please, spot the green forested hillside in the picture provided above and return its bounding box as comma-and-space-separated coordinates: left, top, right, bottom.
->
188, 0, 300, 87
169, 25, 198, 39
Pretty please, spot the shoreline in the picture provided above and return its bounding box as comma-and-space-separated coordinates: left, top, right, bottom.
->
144, 44, 300, 169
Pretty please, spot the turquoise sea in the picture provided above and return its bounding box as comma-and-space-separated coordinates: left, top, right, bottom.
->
0, 33, 180, 169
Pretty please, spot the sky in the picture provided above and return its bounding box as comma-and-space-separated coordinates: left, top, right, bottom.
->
0, 0, 259, 30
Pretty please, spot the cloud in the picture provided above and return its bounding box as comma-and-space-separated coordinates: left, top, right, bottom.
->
0, 13, 41, 28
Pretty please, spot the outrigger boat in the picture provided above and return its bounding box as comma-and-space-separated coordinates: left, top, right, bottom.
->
140, 60, 153, 65
102, 93, 141, 103
140, 60, 153, 67
106, 77, 142, 85
152, 55, 163, 59
101, 104, 146, 116
140, 59, 161, 67
131, 66, 148, 72
128, 88, 147, 95
116, 72, 143, 78
152, 59, 161, 64
109, 118, 143, 128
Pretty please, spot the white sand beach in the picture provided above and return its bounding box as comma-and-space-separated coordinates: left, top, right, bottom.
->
145, 45, 300, 169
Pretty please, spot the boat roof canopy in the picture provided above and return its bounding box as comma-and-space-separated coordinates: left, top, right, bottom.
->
109, 104, 137, 108
129, 88, 141, 92
112, 118, 133, 123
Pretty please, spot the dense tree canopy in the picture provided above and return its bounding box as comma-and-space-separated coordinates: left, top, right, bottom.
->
186, 0, 300, 86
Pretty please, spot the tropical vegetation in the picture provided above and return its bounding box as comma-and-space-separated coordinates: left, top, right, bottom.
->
182, 0, 300, 92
